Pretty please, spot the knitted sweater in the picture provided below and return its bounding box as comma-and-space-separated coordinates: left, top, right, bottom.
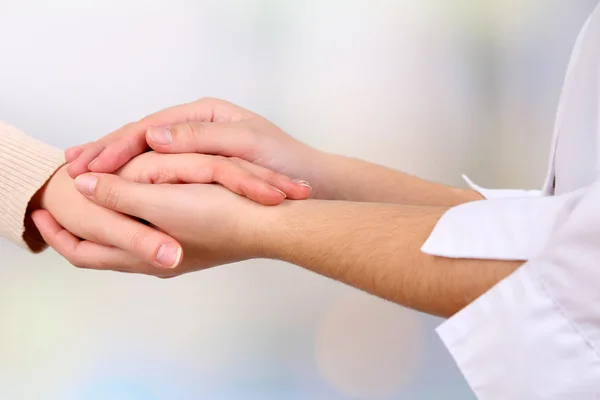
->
0, 122, 66, 252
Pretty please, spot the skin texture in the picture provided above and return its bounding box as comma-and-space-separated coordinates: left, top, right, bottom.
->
259, 200, 522, 317
38, 169, 521, 317
52, 97, 520, 316
66, 97, 480, 205
31, 152, 310, 276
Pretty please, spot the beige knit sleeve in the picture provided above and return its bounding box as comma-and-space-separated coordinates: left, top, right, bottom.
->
0, 121, 66, 252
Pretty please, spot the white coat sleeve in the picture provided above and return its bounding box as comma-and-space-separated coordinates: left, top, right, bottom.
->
435, 181, 600, 399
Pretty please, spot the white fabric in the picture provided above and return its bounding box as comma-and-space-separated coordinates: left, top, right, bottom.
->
421, 2, 600, 398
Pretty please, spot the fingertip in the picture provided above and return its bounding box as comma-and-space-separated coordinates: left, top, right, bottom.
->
30, 209, 61, 239
273, 187, 287, 200
30, 209, 47, 227
87, 156, 100, 171
65, 146, 84, 163
291, 184, 313, 200
87, 155, 114, 173
155, 242, 184, 269
67, 145, 106, 178
280, 179, 312, 200
259, 187, 287, 206
74, 173, 100, 197
146, 127, 173, 150
87, 147, 128, 173
292, 179, 312, 190
66, 162, 85, 179
265, 183, 311, 201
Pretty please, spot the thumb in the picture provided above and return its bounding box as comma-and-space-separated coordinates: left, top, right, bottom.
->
146, 121, 258, 159
74, 173, 158, 222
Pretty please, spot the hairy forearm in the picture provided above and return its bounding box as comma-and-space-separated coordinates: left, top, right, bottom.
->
261, 200, 521, 317
315, 153, 482, 206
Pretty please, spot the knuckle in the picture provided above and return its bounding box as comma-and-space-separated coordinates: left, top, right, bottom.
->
101, 182, 121, 210
115, 136, 137, 158
150, 162, 171, 184
174, 121, 202, 142
116, 122, 142, 138
188, 121, 204, 139
211, 157, 231, 181
124, 121, 138, 130
265, 169, 279, 180
126, 230, 147, 251
118, 122, 137, 135
197, 96, 218, 106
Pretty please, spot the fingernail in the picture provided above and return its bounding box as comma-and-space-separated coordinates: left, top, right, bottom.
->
74, 175, 98, 196
274, 188, 287, 198
148, 127, 173, 145
292, 179, 312, 189
156, 243, 182, 268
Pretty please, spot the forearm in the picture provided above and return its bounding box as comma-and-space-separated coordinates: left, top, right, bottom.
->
315, 153, 482, 206
261, 200, 522, 317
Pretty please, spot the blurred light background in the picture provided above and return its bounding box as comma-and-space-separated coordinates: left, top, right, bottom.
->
0, 0, 598, 399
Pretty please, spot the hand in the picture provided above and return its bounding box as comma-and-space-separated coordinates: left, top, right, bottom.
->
40, 172, 271, 278
34, 152, 295, 277
31, 165, 184, 273
65, 97, 327, 197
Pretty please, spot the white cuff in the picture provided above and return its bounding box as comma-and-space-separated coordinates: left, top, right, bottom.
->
421, 177, 584, 261
461, 175, 541, 200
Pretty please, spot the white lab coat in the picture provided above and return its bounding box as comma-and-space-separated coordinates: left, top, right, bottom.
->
421, 3, 600, 399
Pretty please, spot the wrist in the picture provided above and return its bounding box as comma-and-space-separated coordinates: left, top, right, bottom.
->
305, 152, 353, 201
253, 198, 343, 262
28, 165, 66, 213
252, 199, 305, 261
37, 165, 69, 210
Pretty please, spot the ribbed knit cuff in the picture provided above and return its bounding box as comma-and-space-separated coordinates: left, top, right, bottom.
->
0, 122, 66, 252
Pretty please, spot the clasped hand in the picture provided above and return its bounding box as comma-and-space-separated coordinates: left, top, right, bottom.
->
31, 98, 326, 278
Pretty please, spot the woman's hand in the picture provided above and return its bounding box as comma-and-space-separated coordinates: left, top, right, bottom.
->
32, 152, 310, 277
36, 156, 274, 278
65, 97, 328, 197
31, 165, 184, 271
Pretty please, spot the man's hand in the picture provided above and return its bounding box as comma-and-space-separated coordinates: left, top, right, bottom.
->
65, 97, 326, 197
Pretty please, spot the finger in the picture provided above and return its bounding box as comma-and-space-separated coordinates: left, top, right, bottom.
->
86, 98, 253, 174
68, 123, 138, 177
74, 172, 164, 221
73, 175, 184, 268
87, 123, 149, 174
147, 121, 257, 159
139, 97, 253, 126
32, 210, 174, 276
65, 146, 85, 163
163, 154, 287, 205
117, 153, 310, 203
230, 158, 312, 200
67, 142, 106, 178
37, 200, 184, 270
32, 209, 136, 271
